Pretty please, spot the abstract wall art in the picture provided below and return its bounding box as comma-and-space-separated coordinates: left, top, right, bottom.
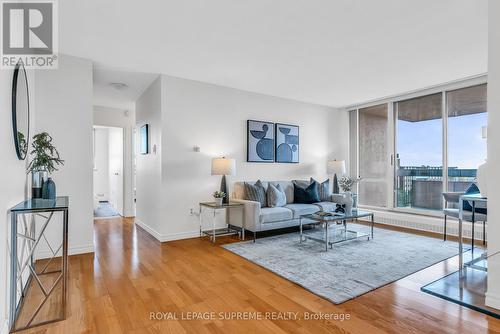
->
247, 120, 275, 162
275, 123, 299, 163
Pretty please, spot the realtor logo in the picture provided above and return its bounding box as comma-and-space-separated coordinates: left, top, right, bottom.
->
1, 0, 58, 69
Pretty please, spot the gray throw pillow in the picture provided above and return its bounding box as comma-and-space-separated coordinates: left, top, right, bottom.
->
244, 180, 267, 207
267, 183, 287, 207
311, 178, 331, 202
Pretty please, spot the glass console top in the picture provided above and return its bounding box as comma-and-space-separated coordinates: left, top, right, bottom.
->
10, 196, 69, 212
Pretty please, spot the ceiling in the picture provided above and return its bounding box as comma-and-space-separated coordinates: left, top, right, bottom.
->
93, 66, 158, 109
61, 0, 488, 107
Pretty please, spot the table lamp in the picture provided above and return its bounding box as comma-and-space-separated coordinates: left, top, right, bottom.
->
211, 157, 236, 204
327, 160, 346, 194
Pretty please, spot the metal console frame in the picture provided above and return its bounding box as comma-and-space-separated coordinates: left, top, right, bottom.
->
8, 198, 69, 332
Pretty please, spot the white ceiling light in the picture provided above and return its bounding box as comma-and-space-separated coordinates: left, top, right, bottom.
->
109, 82, 129, 90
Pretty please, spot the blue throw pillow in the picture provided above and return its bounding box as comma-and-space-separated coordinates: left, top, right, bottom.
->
463, 183, 487, 214
293, 181, 320, 204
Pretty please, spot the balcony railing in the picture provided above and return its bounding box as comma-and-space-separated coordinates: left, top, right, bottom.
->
396, 166, 477, 210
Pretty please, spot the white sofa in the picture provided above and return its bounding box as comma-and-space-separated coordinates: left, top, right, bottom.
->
229, 180, 344, 240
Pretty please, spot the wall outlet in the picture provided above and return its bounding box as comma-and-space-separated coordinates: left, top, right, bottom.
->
190, 208, 199, 216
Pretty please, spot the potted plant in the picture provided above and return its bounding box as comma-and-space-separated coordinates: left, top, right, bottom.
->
213, 191, 226, 206
27, 132, 64, 199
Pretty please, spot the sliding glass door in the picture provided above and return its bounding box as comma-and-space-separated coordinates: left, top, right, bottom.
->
350, 81, 487, 212
395, 93, 443, 210
447, 84, 487, 191
358, 104, 388, 207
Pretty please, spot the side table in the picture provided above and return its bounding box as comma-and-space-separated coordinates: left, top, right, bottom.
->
199, 202, 244, 243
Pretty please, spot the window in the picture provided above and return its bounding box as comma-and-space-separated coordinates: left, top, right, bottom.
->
447, 84, 487, 192
395, 93, 443, 210
349, 81, 487, 212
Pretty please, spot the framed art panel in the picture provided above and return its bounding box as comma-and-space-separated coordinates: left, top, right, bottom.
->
275, 123, 299, 163
247, 120, 275, 162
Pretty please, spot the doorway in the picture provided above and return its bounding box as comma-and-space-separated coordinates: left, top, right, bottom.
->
93, 126, 124, 218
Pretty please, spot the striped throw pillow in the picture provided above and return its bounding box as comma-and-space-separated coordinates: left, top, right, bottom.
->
311, 178, 331, 202
244, 180, 267, 207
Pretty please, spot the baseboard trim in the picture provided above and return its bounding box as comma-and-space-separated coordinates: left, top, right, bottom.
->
486, 292, 500, 310
135, 220, 163, 241
36, 244, 94, 260
161, 230, 200, 242
134, 220, 199, 242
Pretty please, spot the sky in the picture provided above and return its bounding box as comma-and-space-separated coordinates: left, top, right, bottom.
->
397, 112, 487, 169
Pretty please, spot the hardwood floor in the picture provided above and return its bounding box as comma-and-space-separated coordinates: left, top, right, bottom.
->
19, 217, 500, 333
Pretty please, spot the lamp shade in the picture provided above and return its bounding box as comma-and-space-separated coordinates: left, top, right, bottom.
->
327, 160, 346, 175
211, 157, 236, 176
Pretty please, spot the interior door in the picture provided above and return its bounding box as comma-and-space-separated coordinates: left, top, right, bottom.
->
108, 127, 124, 215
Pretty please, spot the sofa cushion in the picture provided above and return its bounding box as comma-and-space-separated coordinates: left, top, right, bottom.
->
293, 179, 310, 189
270, 181, 295, 204
311, 178, 331, 202
314, 201, 336, 212
260, 207, 293, 223
293, 181, 320, 204
284, 203, 320, 219
244, 180, 267, 207
267, 183, 287, 207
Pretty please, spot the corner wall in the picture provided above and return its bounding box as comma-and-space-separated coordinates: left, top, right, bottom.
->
35, 54, 94, 256
134, 76, 163, 237
486, 0, 500, 310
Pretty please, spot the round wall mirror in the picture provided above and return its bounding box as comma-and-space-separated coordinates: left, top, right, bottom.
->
12, 60, 30, 160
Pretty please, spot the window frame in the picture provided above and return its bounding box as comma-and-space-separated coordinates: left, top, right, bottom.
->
347, 75, 487, 216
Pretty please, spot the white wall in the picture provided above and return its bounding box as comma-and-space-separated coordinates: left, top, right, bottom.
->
134, 76, 163, 238
35, 54, 94, 256
134, 75, 347, 241
486, 0, 500, 310
94, 106, 136, 217
93, 127, 110, 201
0, 67, 35, 334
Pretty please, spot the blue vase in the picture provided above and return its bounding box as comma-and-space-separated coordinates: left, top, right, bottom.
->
42, 177, 56, 200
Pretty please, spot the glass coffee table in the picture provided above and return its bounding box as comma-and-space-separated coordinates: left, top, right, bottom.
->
299, 210, 374, 251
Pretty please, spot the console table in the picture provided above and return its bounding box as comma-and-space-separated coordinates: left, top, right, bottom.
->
8, 197, 69, 332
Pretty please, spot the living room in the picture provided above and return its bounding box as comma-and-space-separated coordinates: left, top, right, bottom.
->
1, 1, 500, 333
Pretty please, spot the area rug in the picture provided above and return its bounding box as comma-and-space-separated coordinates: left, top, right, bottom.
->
223, 224, 461, 304
94, 202, 120, 218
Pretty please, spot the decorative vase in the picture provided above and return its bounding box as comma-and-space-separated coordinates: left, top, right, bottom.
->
343, 192, 353, 215
32, 170, 48, 199
476, 161, 488, 197
42, 177, 56, 200
214, 197, 223, 206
